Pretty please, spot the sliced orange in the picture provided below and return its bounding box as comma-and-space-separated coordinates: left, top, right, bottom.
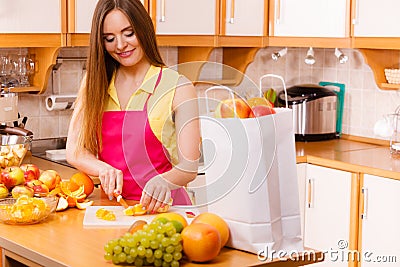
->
56, 196, 69, 211
76, 200, 94, 210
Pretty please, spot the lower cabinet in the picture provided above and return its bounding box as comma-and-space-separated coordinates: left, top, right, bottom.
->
298, 163, 355, 267
359, 174, 400, 266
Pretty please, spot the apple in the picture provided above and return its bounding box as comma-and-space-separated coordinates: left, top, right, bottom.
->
38, 170, 61, 191
249, 105, 276, 118
11, 185, 34, 198
26, 179, 50, 196
0, 183, 9, 199
20, 163, 40, 182
215, 98, 251, 119
0, 166, 25, 190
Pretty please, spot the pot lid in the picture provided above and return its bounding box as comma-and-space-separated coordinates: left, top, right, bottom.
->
278, 84, 336, 104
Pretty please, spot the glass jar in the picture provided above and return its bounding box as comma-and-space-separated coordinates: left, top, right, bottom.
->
390, 111, 400, 157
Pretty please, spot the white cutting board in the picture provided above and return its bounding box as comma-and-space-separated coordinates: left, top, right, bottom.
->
83, 206, 196, 228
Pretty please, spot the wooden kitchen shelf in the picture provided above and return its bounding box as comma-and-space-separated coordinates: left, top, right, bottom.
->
359, 48, 400, 90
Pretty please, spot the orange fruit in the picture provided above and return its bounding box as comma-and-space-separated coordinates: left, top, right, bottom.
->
66, 196, 76, 208
70, 172, 95, 197
128, 220, 147, 234
181, 223, 221, 262
67, 181, 80, 192
192, 212, 230, 248
153, 212, 188, 228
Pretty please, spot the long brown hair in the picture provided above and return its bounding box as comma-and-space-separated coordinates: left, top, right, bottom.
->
78, 0, 165, 155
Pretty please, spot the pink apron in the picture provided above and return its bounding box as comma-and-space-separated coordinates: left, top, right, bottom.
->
98, 69, 192, 205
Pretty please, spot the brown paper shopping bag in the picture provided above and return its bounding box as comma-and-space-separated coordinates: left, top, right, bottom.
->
200, 76, 303, 258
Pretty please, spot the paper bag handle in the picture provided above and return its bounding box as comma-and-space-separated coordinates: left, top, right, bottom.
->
204, 85, 242, 117
259, 74, 288, 108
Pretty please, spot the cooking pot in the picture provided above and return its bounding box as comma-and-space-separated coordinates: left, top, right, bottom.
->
277, 82, 345, 141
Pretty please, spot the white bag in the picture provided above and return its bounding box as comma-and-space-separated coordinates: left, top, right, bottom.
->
200, 75, 303, 257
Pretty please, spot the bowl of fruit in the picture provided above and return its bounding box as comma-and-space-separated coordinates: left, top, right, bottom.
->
0, 134, 32, 168
0, 195, 58, 225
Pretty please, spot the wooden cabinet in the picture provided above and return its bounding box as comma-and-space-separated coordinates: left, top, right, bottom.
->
299, 164, 357, 267
218, 0, 267, 47
153, 0, 217, 47
358, 174, 400, 266
0, 0, 66, 47
352, 0, 400, 37
269, 0, 351, 48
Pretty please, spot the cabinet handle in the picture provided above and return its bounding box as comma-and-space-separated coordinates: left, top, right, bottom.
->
361, 187, 368, 219
160, 0, 166, 22
307, 178, 314, 208
275, 0, 282, 24
229, 0, 235, 24
352, 0, 359, 24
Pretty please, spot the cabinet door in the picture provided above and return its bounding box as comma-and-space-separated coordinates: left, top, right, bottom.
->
353, 0, 400, 37
223, 0, 265, 36
0, 0, 62, 33
360, 174, 400, 266
304, 164, 352, 267
296, 163, 307, 239
271, 0, 348, 37
155, 0, 216, 35
74, 0, 98, 33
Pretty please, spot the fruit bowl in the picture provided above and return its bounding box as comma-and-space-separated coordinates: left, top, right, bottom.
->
0, 134, 31, 168
0, 195, 58, 225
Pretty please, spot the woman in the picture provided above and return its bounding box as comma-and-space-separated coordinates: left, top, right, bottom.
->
66, 0, 200, 213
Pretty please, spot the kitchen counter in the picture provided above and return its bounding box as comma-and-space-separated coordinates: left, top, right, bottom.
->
4, 137, 395, 266
0, 188, 323, 267
295, 138, 400, 180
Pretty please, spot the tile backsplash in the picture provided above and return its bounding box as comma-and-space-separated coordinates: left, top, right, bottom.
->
11, 46, 400, 141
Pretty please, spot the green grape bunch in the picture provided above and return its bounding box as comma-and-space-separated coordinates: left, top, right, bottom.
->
104, 220, 183, 267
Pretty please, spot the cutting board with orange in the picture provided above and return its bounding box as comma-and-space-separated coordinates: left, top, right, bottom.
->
83, 206, 195, 228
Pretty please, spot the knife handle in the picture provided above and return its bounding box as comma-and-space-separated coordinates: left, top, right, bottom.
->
113, 193, 129, 209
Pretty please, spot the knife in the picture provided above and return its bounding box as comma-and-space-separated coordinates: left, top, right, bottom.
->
113, 192, 129, 209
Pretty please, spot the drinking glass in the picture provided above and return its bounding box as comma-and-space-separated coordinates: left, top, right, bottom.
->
16, 55, 34, 87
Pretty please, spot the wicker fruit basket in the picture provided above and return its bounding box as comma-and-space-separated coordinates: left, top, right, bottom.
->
384, 69, 400, 84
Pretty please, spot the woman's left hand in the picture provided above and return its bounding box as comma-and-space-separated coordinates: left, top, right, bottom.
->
140, 175, 180, 212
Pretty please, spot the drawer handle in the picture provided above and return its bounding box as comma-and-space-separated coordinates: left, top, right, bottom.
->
361, 187, 368, 219
307, 178, 314, 208
229, 0, 235, 24
160, 0, 166, 22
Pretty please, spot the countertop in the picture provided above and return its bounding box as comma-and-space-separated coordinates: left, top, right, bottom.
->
295, 139, 400, 180
0, 188, 322, 267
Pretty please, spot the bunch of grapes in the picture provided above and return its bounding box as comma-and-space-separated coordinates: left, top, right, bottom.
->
104, 220, 183, 267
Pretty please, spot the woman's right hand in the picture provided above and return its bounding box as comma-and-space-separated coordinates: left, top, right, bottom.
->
98, 167, 124, 199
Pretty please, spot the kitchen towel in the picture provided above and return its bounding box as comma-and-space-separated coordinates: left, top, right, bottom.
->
45, 94, 77, 111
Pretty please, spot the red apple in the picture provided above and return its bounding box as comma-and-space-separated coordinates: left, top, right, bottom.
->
0, 166, 25, 190
32, 183, 49, 197
11, 185, 34, 198
38, 170, 61, 191
215, 98, 251, 119
249, 105, 276, 118
26, 180, 50, 196
20, 163, 40, 181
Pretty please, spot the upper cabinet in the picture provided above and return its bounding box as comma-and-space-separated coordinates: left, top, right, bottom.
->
0, 0, 66, 47
68, 0, 148, 46
218, 0, 268, 47
352, 0, 400, 49
153, 0, 217, 46
269, 0, 351, 48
